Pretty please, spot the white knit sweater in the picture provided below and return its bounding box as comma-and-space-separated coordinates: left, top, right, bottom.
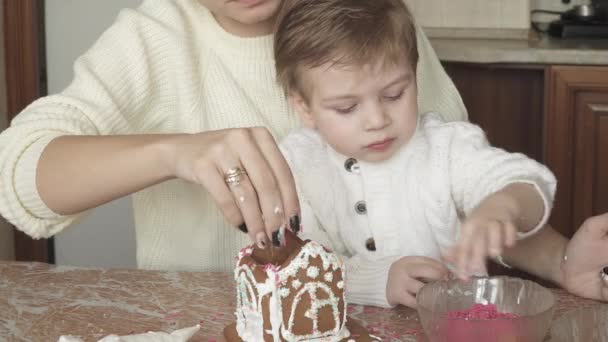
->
0, 0, 467, 272
280, 113, 556, 307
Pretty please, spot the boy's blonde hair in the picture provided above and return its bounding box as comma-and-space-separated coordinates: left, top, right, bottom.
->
275, 0, 419, 98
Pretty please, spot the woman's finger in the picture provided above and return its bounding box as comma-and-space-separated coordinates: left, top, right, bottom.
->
581, 213, 608, 239
215, 147, 267, 247
198, 165, 245, 232
226, 172, 269, 248
251, 127, 301, 232
229, 129, 285, 244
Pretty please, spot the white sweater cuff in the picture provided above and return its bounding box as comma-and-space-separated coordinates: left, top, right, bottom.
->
511, 179, 553, 240
345, 255, 401, 308
14, 134, 65, 221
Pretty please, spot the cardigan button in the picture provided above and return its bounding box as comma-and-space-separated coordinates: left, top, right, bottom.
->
355, 201, 367, 214
344, 158, 358, 172
365, 238, 376, 251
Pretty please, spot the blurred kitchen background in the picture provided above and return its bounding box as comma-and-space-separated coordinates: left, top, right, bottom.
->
1, 0, 607, 271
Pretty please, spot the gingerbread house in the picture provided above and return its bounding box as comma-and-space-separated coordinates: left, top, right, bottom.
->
224, 230, 379, 342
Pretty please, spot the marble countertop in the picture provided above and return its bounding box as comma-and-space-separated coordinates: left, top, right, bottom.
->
0, 261, 602, 341
430, 36, 608, 65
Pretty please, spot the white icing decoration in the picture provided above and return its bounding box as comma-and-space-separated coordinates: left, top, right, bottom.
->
307, 266, 320, 279
337, 281, 344, 289
235, 268, 264, 342
305, 309, 313, 319
292, 279, 301, 289
324, 272, 333, 283
268, 277, 282, 342
279, 287, 290, 298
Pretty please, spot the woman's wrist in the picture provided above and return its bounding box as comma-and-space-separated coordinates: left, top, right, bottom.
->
551, 240, 568, 287
151, 133, 189, 180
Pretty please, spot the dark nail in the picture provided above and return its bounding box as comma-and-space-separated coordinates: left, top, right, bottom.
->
603, 267, 608, 276
290, 215, 300, 234
238, 223, 248, 233
272, 230, 281, 247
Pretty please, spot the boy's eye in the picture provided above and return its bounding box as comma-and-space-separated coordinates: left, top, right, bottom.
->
334, 104, 357, 114
384, 91, 404, 101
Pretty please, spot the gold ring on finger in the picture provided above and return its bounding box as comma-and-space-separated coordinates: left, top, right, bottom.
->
224, 167, 247, 187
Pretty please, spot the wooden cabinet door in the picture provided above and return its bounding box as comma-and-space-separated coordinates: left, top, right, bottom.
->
443, 63, 545, 162
546, 66, 608, 238
4, 0, 53, 262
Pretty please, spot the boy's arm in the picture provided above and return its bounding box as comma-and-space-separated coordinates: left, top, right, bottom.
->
448, 121, 556, 237
500, 223, 566, 286
473, 183, 545, 236
444, 119, 556, 277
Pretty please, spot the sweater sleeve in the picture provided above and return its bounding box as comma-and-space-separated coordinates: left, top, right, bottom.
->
447, 121, 557, 238
0, 1, 183, 238
415, 25, 468, 123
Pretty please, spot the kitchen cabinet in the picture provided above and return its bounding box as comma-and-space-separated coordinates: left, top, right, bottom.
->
443, 63, 545, 162
546, 66, 608, 238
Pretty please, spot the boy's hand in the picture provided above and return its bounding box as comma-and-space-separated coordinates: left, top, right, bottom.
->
447, 192, 521, 280
386, 256, 449, 308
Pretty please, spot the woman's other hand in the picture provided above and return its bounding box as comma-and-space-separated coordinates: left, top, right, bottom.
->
561, 213, 608, 302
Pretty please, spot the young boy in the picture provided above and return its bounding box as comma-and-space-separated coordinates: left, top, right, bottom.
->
275, 0, 556, 308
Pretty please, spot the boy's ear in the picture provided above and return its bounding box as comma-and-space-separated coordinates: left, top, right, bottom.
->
289, 92, 316, 129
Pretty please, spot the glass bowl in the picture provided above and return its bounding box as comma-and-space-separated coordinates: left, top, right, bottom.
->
549, 305, 608, 342
416, 276, 555, 342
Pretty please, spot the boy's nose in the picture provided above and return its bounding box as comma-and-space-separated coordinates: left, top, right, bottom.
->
364, 106, 391, 131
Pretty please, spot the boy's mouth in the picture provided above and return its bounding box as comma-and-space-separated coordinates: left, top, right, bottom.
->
232, 0, 267, 8
365, 138, 395, 152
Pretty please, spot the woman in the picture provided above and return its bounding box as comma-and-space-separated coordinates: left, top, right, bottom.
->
0, 0, 605, 302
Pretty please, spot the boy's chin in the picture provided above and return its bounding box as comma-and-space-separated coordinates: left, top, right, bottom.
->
351, 147, 399, 163
358, 151, 396, 163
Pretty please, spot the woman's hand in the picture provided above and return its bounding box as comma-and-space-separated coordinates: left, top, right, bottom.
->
167, 127, 300, 248
560, 213, 608, 301
386, 256, 449, 308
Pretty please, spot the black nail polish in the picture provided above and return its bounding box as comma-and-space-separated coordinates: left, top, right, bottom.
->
290, 215, 300, 234
238, 223, 248, 233
272, 230, 281, 247
603, 267, 608, 276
